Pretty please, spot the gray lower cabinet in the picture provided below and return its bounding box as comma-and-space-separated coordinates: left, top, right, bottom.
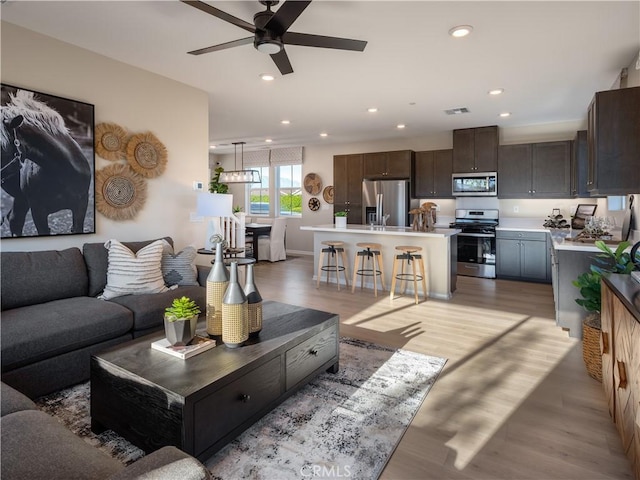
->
496, 230, 550, 283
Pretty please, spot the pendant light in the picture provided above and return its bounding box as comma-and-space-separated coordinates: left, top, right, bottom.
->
219, 142, 262, 184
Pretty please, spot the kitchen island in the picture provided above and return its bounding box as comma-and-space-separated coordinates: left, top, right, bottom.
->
300, 224, 460, 299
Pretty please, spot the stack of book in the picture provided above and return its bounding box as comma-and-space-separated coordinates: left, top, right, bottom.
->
151, 334, 216, 359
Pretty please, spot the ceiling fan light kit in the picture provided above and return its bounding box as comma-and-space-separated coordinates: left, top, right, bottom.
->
181, 0, 367, 75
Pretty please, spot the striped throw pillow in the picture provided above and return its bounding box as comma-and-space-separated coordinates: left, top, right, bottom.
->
99, 239, 169, 300
162, 244, 199, 287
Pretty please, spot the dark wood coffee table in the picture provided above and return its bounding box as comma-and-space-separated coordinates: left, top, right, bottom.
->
90, 301, 339, 460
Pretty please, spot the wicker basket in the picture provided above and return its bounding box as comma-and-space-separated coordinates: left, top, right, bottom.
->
582, 315, 602, 383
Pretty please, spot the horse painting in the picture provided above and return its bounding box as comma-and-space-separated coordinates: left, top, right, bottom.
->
1, 88, 93, 237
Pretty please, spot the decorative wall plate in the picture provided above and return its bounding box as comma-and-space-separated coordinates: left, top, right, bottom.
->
322, 185, 334, 204
126, 132, 167, 178
308, 197, 321, 211
95, 163, 147, 220
95, 122, 128, 161
304, 173, 322, 195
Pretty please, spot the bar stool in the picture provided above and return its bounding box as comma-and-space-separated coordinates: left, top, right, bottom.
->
389, 245, 428, 304
316, 240, 350, 290
351, 242, 386, 296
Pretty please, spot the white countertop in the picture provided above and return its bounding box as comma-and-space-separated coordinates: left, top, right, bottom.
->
300, 224, 460, 238
496, 217, 548, 232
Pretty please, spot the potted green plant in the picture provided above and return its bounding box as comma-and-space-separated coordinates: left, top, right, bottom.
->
334, 211, 348, 229
209, 166, 229, 194
573, 240, 634, 381
164, 296, 202, 346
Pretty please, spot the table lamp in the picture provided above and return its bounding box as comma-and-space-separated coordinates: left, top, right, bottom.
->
196, 192, 233, 250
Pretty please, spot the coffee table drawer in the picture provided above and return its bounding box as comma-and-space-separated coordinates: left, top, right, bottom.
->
286, 324, 338, 389
193, 355, 282, 456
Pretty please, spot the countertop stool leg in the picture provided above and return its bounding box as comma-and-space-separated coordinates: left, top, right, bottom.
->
377, 250, 387, 291
340, 248, 350, 288
316, 250, 325, 289
419, 255, 428, 300
351, 253, 360, 294
411, 255, 419, 304
389, 254, 399, 303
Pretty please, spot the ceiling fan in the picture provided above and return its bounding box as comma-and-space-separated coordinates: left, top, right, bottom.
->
180, 0, 367, 75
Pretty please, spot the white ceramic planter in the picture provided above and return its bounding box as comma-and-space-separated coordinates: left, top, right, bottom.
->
335, 216, 347, 229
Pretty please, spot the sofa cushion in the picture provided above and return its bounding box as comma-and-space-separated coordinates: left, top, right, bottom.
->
1, 410, 122, 480
83, 237, 173, 297
162, 244, 199, 287
107, 446, 211, 480
111, 285, 206, 332
1, 297, 133, 372
1, 382, 37, 416
100, 239, 169, 300
1, 248, 89, 311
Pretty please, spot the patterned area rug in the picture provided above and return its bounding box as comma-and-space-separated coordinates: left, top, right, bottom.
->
36, 338, 446, 480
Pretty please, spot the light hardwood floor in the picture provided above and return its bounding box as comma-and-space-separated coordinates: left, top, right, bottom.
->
248, 254, 632, 479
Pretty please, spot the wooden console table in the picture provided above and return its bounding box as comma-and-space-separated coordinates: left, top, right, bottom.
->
90, 301, 339, 460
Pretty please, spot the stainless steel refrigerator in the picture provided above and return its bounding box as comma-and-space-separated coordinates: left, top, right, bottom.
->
362, 179, 416, 227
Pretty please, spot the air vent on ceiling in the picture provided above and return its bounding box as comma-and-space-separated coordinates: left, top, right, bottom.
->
444, 107, 470, 115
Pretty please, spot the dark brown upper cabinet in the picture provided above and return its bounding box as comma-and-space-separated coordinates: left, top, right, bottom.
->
412, 149, 454, 198
333, 154, 363, 224
498, 141, 571, 198
452, 126, 498, 173
587, 86, 640, 195
363, 150, 413, 179
571, 130, 593, 198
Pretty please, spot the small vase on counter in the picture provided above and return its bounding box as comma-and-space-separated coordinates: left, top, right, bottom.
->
221, 261, 248, 348
244, 263, 263, 337
206, 242, 228, 338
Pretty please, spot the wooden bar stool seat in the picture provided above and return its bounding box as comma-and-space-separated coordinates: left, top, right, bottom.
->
389, 245, 428, 304
351, 242, 386, 296
316, 240, 350, 290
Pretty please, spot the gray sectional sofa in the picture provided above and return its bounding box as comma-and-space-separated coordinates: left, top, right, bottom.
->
1, 237, 208, 398
1, 382, 211, 479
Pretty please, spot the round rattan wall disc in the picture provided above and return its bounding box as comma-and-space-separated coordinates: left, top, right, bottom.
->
304, 173, 322, 195
95, 163, 147, 220
95, 122, 128, 161
126, 132, 167, 178
323, 185, 334, 204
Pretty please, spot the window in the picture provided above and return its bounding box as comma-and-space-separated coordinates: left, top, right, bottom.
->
278, 164, 302, 216
248, 166, 270, 215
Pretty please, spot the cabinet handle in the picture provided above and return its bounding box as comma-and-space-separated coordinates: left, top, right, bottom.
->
601, 331, 609, 354
310, 349, 319, 356
617, 360, 627, 389
240, 394, 251, 403
532, 190, 536, 194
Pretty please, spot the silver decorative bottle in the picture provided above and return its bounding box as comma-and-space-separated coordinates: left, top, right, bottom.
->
221, 261, 248, 348
206, 242, 228, 338
243, 263, 263, 337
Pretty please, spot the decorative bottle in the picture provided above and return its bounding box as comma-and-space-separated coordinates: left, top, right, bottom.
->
243, 263, 263, 337
221, 261, 248, 348
205, 242, 228, 338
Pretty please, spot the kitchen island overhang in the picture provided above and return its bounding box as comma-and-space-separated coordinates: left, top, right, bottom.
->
301, 224, 461, 299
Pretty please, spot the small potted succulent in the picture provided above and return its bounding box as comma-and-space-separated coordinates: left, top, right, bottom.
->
334, 211, 348, 229
164, 296, 202, 346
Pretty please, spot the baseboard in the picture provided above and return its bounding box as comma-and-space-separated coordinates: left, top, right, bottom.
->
286, 250, 314, 257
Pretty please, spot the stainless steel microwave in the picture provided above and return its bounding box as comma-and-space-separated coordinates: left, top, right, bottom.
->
452, 172, 497, 197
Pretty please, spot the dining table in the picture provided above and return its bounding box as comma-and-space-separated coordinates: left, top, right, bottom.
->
245, 223, 272, 261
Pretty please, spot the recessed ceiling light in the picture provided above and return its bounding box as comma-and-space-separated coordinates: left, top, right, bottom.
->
260, 73, 275, 81
499, 112, 511, 117
320, 132, 328, 137
488, 88, 504, 95
449, 25, 473, 38
397, 124, 406, 129
367, 107, 378, 113
281, 120, 290, 125
265, 138, 273, 143
209, 145, 216, 149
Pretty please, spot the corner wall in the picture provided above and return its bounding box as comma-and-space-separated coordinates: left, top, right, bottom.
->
1, 22, 209, 253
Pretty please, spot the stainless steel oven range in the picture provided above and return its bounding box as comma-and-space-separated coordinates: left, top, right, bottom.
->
449, 209, 499, 279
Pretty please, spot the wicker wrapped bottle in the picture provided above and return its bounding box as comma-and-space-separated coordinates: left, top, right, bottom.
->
243, 263, 263, 337
221, 261, 248, 348
205, 242, 228, 338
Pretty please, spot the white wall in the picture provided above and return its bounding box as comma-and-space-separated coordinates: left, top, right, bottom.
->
1, 22, 210, 253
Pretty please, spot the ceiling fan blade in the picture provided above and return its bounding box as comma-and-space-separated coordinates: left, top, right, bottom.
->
270, 49, 294, 75
188, 37, 253, 55
181, 0, 256, 33
283, 32, 367, 51
264, 0, 311, 35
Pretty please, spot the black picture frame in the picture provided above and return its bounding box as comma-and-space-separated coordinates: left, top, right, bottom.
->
571, 204, 598, 230
1, 84, 95, 238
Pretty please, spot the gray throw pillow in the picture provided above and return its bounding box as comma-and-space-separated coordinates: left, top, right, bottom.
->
162, 244, 199, 287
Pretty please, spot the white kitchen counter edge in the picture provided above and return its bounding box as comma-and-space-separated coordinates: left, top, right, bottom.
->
300, 224, 460, 238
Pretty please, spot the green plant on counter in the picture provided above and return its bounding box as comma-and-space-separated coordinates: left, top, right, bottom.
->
233, 205, 244, 213
334, 211, 348, 217
573, 240, 633, 316
165, 296, 201, 322
209, 166, 229, 194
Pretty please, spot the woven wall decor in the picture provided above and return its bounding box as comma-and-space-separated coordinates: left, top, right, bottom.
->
95, 122, 128, 161
95, 163, 147, 221
126, 132, 167, 178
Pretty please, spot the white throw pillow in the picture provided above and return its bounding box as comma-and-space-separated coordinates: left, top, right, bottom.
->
99, 239, 169, 300
162, 243, 199, 287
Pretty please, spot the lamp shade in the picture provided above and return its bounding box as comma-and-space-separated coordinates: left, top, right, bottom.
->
197, 193, 233, 218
